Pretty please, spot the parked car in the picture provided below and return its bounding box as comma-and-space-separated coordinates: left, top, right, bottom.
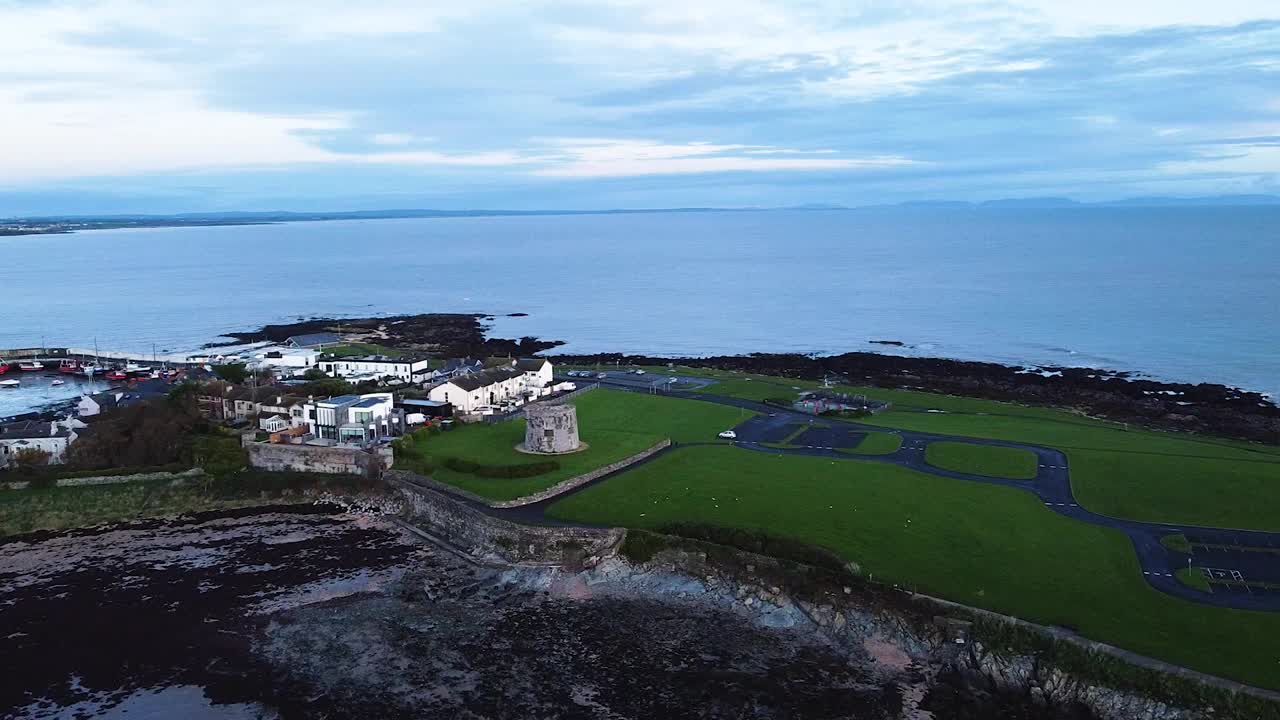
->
718, 430, 737, 440
597, 373, 608, 379
633, 369, 645, 375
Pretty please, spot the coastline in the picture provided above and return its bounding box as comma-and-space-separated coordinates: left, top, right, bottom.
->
225, 312, 1277, 443
6, 312, 1274, 443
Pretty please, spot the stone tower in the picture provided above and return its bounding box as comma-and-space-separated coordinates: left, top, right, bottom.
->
523, 402, 581, 454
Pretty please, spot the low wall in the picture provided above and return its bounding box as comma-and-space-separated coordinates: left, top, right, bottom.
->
387, 471, 625, 566
1, 467, 203, 490
491, 439, 670, 508
246, 442, 393, 477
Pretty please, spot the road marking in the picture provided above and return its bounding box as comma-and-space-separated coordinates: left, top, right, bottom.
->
1143, 571, 1150, 575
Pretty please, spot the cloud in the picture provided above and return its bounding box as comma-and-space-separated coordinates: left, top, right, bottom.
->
531, 139, 917, 177
0, 1, 1278, 207
369, 133, 435, 146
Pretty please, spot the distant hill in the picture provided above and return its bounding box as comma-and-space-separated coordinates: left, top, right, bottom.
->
1098, 194, 1280, 207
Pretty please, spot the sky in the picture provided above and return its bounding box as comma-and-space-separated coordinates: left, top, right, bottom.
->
1, 0, 1278, 214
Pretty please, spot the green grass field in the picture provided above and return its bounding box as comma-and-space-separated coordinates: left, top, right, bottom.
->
656, 367, 1280, 531
849, 431, 903, 455
925, 441, 1039, 479
395, 389, 752, 500
1176, 568, 1213, 593
547, 445, 1280, 689
324, 342, 407, 357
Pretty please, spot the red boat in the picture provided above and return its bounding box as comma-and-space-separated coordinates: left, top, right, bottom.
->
105, 369, 129, 381
0, 362, 11, 375
58, 360, 82, 374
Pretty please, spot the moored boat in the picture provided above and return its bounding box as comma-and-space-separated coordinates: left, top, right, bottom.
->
51, 379, 65, 386
82, 364, 106, 377
18, 361, 44, 372
58, 360, 82, 374
0, 379, 20, 388
0, 362, 11, 375
105, 369, 129, 381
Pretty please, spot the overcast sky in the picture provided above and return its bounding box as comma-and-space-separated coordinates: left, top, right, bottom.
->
1, 0, 1278, 214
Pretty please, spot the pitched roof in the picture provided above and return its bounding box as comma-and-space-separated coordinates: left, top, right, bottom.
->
447, 366, 523, 392
286, 332, 341, 347
516, 358, 550, 372
0, 420, 57, 440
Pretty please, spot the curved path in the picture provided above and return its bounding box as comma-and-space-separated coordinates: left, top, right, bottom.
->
527, 375, 1280, 612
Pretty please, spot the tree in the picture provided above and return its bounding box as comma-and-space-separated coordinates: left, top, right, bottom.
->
212, 363, 249, 384
11, 447, 51, 469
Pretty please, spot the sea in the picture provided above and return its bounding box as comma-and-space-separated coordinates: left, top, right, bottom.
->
2, 206, 1277, 417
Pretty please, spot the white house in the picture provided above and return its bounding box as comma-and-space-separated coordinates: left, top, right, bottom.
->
304, 393, 401, 444
255, 395, 308, 427
426, 367, 526, 413
515, 358, 554, 390
259, 415, 290, 433
318, 355, 433, 384
250, 347, 319, 374
0, 421, 77, 467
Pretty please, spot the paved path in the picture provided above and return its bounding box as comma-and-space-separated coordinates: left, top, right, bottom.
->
548, 373, 1280, 612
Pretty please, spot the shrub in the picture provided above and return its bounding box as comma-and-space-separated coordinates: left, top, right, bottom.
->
443, 457, 559, 478
763, 397, 794, 408
211, 363, 249, 384
25, 475, 57, 490
12, 447, 52, 469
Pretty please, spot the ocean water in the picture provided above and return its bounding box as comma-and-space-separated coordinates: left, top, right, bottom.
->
1, 207, 1276, 410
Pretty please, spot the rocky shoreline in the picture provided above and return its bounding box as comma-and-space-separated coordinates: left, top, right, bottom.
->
222, 312, 563, 357
558, 351, 1279, 443
222, 312, 1276, 443
6, 503, 1270, 719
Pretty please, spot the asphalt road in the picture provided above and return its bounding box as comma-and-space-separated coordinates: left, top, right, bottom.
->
549, 372, 1280, 612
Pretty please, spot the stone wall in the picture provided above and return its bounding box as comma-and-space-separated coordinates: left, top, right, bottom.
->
0, 467, 203, 491
492, 439, 671, 508
246, 442, 393, 477
386, 471, 625, 566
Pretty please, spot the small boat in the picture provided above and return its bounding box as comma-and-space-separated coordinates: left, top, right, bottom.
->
51, 379, 65, 386
0, 379, 19, 388
18, 361, 44, 372
0, 362, 11, 375
58, 361, 82, 374
82, 364, 106, 377
105, 369, 129, 381
125, 362, 151, 374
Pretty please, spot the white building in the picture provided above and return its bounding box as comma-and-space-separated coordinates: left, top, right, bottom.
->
426, 367, 526, 413
259, 415, 290, 433
250, 347, 320, 374
514, 358, 554, 389
304, 393, 401, 444
256, 395, 308, 427
0, 421, 77, 467
318, 355, 433, 384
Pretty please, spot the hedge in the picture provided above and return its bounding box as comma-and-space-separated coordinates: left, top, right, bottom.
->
443, 457, 560, 479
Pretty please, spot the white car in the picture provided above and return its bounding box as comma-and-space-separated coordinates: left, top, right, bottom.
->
633, 369, 645, 375
597, 372, 608, 379
718, 430, 737, 440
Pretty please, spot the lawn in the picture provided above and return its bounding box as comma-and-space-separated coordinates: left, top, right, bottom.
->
1068, 450, 1280, 530
849, 431, 903, 455
925, 441, 1039, 479
858, 410, 1280, 531
395, 389, 753, 501
649, 368, 1280, 529
324, 342, 407, 358
547, 445, 1280, 689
